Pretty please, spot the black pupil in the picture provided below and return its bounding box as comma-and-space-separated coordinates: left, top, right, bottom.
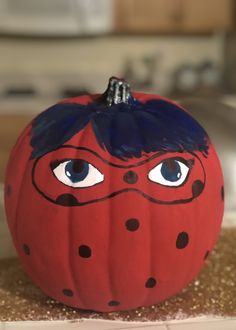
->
161, 159, 181, 182
65, 160, 89, 183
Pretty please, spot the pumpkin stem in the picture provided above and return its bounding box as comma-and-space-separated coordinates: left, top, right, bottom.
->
98, 76, 135, 107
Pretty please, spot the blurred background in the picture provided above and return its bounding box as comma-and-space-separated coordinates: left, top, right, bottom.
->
0, 0, 236, 257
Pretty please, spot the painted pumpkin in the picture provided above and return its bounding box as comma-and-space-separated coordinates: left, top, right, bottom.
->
4, 77, 224, 312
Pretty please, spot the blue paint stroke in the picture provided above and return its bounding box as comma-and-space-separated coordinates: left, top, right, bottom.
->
30, 99, 209, 160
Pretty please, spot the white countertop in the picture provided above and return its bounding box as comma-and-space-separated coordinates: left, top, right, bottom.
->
0, 317, 236, 330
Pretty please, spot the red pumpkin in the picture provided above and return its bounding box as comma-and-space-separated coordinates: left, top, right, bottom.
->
4, 77, 224, 312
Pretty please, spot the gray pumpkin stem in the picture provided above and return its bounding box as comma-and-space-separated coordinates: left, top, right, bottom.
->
99, 76, 135, 106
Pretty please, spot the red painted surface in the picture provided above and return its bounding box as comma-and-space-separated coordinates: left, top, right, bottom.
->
4, 92, 224, 312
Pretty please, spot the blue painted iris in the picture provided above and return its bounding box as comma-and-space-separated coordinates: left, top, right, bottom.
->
161, 160, 181, 182
65, 160, 89, 183
148, 158, 190, 187
52, 159, 104, 188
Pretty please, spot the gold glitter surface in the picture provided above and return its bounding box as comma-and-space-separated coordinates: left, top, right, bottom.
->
0, 228, 236, 322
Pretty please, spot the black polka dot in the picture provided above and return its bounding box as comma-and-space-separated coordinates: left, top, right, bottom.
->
123, 171, 138, 184
62, 289, 74, 297
78, 245, 92, 258
5, 184, 12, 197
23, 244, 30, 255
145, 277, 157, 288
204, 250, 210, 260
108, 300, 120, 307
192, 180, 204, 198
221, 186, 224, 201
56, 194, 79, 206
125, 218, 140, 231
176, 232, 189, 249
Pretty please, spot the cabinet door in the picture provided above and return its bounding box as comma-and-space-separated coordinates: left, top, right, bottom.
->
115, 0, 182, 33
181, 0, 233, 32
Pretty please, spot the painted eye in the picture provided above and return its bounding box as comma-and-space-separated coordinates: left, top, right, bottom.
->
148, 158, 190, 187
52, 159, 104, 188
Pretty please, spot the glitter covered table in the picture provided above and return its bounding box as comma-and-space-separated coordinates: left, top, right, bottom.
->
0, 228, 236, 323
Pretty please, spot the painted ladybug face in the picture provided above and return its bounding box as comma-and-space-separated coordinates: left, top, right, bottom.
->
33, 125, 205, 207
4, 78, 224, 312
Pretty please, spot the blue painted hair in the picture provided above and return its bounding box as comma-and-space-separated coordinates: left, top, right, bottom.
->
30, 99, 209, 160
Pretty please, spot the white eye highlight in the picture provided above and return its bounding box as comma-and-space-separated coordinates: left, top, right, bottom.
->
52, 159, 104, 188
148, 158, 190, 187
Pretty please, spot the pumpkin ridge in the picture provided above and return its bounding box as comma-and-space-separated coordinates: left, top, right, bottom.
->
107, 174, 117, 309
67, 129, 89, 308
14, 158, 32, 256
